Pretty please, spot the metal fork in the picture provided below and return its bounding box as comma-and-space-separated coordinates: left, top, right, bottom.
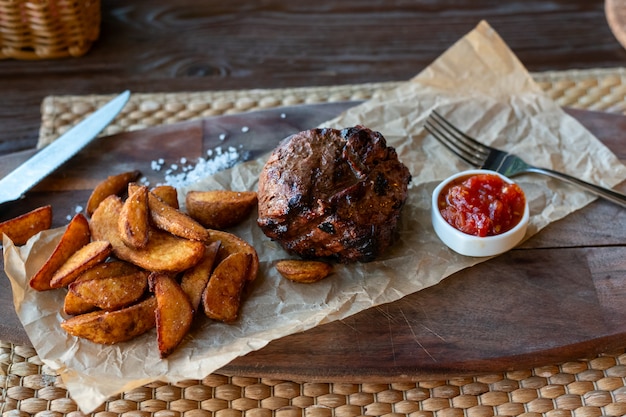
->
424, 110, 626, 208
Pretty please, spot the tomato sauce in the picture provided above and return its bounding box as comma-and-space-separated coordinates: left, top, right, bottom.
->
438, 173, 526, 237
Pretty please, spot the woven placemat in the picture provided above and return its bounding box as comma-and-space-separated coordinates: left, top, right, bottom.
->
36, 67, 626, 148
1, 342, 625, 417
3, 67, 626, 417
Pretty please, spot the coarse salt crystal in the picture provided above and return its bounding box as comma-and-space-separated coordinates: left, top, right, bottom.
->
158, 145, 246, 188
66, 206, 82, 221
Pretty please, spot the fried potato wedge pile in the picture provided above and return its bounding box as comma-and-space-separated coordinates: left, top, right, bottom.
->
91, 195, 206, 273
5, 166, 338, 359
4, 170, 260, 358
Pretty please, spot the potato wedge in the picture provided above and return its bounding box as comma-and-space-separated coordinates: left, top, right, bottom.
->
86, 170, 141, 216
180, 241, 221, 311
150, 272, 194, 358
63, 261, 142, 315
75, 259, 141, 280
275, 259, 333, 283
151, 185, 179, 209
202, 252, 251, 323
206, 229, 259, 282
49, 240, 112, 288
63, 290, 97, 316
147, 191, 210, 242
69, 269, 149, 311
61, 296, 157, 344
186, 190, 257, 229
0, 205, 52, 245
29, 214, 91, 291
90, 195, 205, 273
118, 184, 150, 249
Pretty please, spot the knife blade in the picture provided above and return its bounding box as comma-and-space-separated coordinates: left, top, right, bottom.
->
0, 90, 131, 206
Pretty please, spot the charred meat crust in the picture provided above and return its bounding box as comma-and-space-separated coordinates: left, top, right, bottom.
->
257, 125, 411, 263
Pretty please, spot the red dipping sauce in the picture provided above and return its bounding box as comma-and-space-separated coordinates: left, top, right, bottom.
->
437, 173, 526, 237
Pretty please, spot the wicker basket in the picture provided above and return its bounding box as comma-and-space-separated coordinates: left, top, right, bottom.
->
0, 0, 100, 60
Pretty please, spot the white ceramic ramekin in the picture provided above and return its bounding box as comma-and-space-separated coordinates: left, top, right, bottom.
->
431, 169, 529, 257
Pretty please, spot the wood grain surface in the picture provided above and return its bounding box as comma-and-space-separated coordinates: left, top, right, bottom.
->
0, 1, 624, 156
1, 103, 625, 381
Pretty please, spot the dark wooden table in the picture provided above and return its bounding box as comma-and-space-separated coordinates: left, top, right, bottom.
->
2, 0, 626, 380
0, 0, 625, 156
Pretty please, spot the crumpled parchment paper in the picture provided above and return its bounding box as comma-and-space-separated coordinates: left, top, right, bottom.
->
5, 20, 626, 413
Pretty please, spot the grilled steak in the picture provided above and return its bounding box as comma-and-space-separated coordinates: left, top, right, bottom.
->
257, 125, 411, 263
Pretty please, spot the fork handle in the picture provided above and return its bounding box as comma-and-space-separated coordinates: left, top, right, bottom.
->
525, 166, 626, 208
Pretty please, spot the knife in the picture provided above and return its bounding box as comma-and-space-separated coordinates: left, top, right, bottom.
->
0, 90, 131, 206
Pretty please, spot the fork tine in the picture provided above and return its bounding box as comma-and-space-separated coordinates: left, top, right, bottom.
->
425, 111, 490, 167
425, 121, 482, 167
431, 111, 491, 154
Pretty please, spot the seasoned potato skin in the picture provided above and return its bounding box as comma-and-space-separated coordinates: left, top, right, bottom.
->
181, 241, 221, 311
205, 229, 259, 282
275, 259, 333, 283
50, 240, 112, 288
118, 184, 150, 249
29, 214, 91, 291
202, 252, 251, 323
151, 272, 194, 358
186, 190, 257, 230
86, 170, 141, 216
61, 296, 157, 344
0, 205, 52, 245
69, 269, 149, 311
63, 261, 141, 315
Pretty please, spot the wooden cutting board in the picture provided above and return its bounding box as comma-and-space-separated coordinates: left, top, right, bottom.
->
1, 102, 626, 381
